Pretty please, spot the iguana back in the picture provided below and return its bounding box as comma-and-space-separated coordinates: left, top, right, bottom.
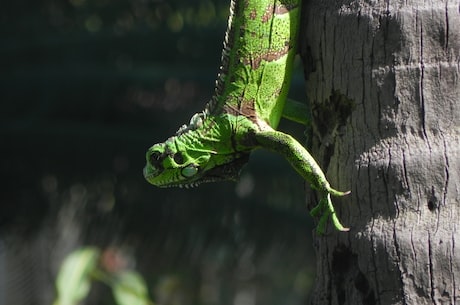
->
208, 0, 300, 129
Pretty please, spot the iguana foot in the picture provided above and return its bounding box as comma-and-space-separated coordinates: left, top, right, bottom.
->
310, 190, 350, 234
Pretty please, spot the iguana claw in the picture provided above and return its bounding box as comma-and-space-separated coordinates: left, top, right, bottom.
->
310, 191, 350, 234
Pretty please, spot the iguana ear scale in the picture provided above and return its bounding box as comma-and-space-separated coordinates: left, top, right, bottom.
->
181, 164, 199, 178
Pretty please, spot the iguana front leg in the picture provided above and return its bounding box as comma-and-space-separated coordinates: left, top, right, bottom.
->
255, 129, 350, 234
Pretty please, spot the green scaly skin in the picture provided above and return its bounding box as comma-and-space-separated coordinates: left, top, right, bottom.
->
143, 0, 350, 234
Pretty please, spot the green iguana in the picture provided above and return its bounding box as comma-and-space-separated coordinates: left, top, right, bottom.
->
143, 0, 350, 234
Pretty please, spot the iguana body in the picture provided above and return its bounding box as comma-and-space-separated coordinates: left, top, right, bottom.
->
144, 0, 350, 233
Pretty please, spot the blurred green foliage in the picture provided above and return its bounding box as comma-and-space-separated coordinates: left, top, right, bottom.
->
0, 0, 316, 304
54, 247, 152, 305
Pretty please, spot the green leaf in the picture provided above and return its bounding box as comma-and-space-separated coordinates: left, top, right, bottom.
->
112, 270, 151, 305
54, 247, 100, 305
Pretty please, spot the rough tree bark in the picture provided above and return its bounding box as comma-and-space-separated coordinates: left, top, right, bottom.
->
300, 1, 460, 304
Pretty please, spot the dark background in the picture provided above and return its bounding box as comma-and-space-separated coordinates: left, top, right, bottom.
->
0, 0, 316, 304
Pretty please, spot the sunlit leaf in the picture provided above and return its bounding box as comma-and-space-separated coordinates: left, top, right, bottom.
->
112, 270, 151, 305
54, 247, 100, 305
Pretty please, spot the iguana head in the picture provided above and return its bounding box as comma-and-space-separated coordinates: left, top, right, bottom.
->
143, 113, 250, 188
143, 139, 249, 188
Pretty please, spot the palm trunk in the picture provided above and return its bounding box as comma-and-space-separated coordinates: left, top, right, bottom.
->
300, 1, 460, 304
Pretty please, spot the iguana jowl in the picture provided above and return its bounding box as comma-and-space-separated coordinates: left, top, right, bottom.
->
143, 0, 350, 233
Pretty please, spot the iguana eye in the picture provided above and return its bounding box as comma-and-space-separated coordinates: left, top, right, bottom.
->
173, 152, 184, 165
181, 164, 198, 178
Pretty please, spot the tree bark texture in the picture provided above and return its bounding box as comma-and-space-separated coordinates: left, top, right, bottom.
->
300, 1, 460, 304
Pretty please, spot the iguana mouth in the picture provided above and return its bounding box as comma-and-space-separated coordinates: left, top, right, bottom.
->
188, 153, 250, 186
147, 154, 250, 188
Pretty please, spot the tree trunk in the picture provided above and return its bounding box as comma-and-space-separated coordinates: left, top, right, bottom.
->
300, 1, 460, 304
